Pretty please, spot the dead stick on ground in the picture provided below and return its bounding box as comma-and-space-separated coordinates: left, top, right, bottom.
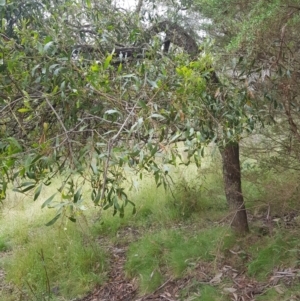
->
137, 277, 173, 301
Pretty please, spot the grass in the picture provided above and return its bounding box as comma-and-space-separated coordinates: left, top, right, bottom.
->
256, 284, 300, 300
248, 230, 300, 281
3, 224, 106, 299
1, 143, 300, 300
179, 282, 223, 301
197, 284, 225, 301
0, 236, 9, 252
125, 227, 233, 294
0, 184, 107, 300
92, 157, 228, 239
181, 284, 226, 301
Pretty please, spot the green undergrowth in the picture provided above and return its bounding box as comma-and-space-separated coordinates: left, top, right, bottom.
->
248, 230, 300, 281
0, 189, 107, 300
180, 283, 228, 301
242, 167, 300, 216
125, 226, 233, 294
256, 284, 300, 301
0, 236, 9, 252
3, 223, 106, 299
92, 158, 228, 239
1, 148, 300, 300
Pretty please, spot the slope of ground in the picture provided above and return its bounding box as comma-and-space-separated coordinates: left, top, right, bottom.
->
1, 153, 300, 301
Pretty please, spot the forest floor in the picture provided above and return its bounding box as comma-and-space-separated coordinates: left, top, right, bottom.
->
76, 211, 300, 301
1, 199, 300, 301
1, 156, 300, 301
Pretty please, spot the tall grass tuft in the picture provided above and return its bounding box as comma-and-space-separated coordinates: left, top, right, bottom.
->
248, 230, 300, 281
125, 227, 232, 294
0, 187, 107, 300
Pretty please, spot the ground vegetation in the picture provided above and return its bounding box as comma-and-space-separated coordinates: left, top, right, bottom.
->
1, 0, 300, 299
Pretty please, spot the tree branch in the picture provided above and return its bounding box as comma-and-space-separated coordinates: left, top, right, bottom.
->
45, 97, 75, 164
135, 0, 143, 14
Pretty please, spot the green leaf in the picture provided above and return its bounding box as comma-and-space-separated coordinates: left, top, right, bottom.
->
105, 109, 120, 115
45, 213, 61, 226
54, 67, 65, 76
117, 63, 122, 73
14, 181, 36, 193
43, 41, 54, 52
49, 64, 60, 72
31, 64, 40, 76
41, 193, 57, 208
90, 63, 99, 72
170, 133, 181, 143
147, 79, 158, 88
150, 114, 165, 120
0, 0, 5, 6
93, 189, 101, 205
103, 54, 113, 69
19, 184, 36, 193
73, 188, 82, 203
31, 154, 43, 165
201, 147, 205, 157
25, 171, 35, 180
7, 137, 22, 153
90, 162, 98, 175
34, 183, 42, 201
18, 108, 31, 113
138, 100, 147, 109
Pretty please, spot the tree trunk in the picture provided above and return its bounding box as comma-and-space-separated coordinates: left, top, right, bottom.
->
220, 141, 249, 234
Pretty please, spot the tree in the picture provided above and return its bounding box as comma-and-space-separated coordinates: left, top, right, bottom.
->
188, 0, 300, 230
0, 0, 195, 222
0, 0, 260, 233
142, 0, 256, 233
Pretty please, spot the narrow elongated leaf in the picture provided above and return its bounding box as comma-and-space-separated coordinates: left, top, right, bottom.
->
90, 162, 98, 175
44, 41, 54, 52
105, 109, 120, 115
14, 181, 36, 193
18, 108, 31, 113
45, 213, 61, 226
73, 188, 82, 203
150, 114, 165, 120
147, 79, 158, 88
93, 190, 101, 205
68, 217, 76, 222
34, 183, 42, 201
170, 133, 182, 143
41, 193, 57, 208
103, 54, 113, 69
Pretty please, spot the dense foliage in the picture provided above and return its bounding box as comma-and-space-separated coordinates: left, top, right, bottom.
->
1, 0, 300, 232
0, 0, 212, 224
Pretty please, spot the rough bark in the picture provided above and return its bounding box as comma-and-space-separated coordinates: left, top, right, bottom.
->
220, 141, 249, 234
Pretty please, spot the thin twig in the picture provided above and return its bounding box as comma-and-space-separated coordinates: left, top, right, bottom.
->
39, 249, 51, 297
45, 97, 75, 164
135, 0, 143, 14
136, 277, 173, 301
0, 96, 23, 113
99, 101, 139, 203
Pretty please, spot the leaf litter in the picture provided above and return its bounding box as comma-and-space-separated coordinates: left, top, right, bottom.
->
75, 213, 300, 301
